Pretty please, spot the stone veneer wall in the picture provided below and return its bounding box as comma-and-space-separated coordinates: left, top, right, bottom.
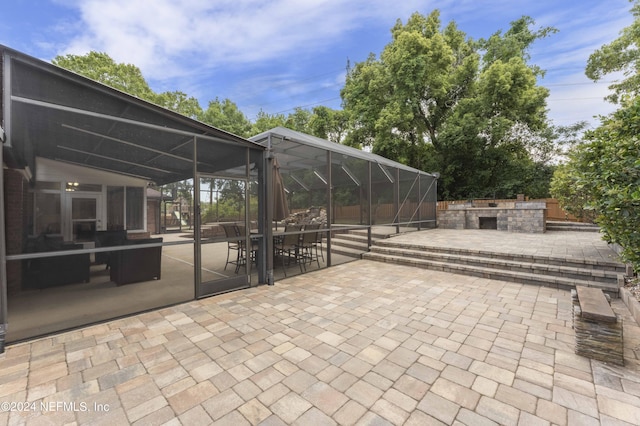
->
437, 201, 546, 233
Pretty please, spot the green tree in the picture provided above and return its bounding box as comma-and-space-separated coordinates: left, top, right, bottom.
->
556, 98, 640, 270
433, 53, 550, 199
552, 1, 640, 271
510, 122, 588, 199
342, 11, 556, 199
549, 158, 597, 222
284, 107, 312, 132
480, 15, 557, 76
218, 180, 246, 220
586, 0, 640, 103
53, 51, 155, 100
52, 51, 204, 118
152, 90, 203, 119
199, 98, 252, 137
250, 110, 287, 135
308, 106, 349, 143
342, 11, 479, 169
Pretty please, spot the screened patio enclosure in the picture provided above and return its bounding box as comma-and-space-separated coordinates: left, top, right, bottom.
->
250, 127, 438, 264
0, 45, 267, 346
0, 45, 437, 348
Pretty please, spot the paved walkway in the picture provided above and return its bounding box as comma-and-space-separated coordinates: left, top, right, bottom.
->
388, 228, 624, 265
2, 230, 640, 425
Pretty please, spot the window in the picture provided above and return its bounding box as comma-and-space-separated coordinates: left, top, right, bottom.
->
107, 186, 144, 230
107, 186, 124, 230
126, 187, 144, 230
34, 192, 61, 235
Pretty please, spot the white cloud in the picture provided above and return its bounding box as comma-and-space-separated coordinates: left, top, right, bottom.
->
546, 78, 618, 128
51, 0, 634, 126
59, 0, 430, 81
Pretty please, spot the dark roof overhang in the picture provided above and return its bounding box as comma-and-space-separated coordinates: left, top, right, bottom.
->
1, 45, 264, 185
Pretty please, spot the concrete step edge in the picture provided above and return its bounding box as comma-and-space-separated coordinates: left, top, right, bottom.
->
332, 233, 371, 243
373, 241, 625, 272
331, 239, 370, 251
331, 246, 365, 259
546, 226, 600, 233
368, 246, 620, 283
363, 252, 619, 296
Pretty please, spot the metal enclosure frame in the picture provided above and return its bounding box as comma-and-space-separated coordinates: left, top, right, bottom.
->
0, 45, 438, 350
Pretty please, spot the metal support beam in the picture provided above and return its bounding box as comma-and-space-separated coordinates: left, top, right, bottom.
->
0, 126, 7, 354
326, 151, 332, 267
0, 55, 8, 352
193, 137, 201, 298
265, 136, 275, 285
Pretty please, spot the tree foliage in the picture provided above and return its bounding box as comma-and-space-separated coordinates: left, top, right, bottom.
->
154, 91, 202, 119
553, 1, 640, 271
53, 51, 155, 99
198, 98, 252, 137
342, 11, 478, 170
342, 11, 557, 199
586, 0, 640, 103
549, 160, 597, 223
479, 15, 557, 76
308, 106, 350, 143
553, 98, 640, 270
53, 52, 204, 119
251, 110, 287, 135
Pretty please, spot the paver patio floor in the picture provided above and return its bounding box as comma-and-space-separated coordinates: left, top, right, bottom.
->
1, 230, 640, 425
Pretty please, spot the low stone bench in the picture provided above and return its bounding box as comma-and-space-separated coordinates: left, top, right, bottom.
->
572, 286, 624, 366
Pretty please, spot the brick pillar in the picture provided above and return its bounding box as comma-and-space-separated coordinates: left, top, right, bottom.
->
4, 169, 26, 294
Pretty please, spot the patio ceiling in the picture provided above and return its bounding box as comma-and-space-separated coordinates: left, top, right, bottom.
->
1, 45, 263, 185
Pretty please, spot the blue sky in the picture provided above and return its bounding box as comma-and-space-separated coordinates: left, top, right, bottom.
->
0, 0, 634, 129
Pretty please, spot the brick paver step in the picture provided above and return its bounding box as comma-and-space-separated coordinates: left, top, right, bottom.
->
374, 240, 626, 273
546, 225, 600, 232
546, 221, 600, 232
347, 229, 397, 240
368, 246, 620, 284
329, 229, 394, 258
546, 221, 599, 227
331, 236, 369, 252
331, 233, 371, 243
363, 251, 620, 297
330, 243, 366, 259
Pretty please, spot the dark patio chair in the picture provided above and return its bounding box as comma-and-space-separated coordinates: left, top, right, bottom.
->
314, 226, 325, 262
235, 224, 258, 274
300, 224, 321, 268
275, 229, 304, 277
222, 223, 242, 272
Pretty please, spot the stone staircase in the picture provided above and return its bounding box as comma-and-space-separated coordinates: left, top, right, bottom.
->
330, 229, 395, 259
546, 221, 600, 232
363, 239, 625, 297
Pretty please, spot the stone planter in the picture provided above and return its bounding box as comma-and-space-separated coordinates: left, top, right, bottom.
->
620, 286, 640, 326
